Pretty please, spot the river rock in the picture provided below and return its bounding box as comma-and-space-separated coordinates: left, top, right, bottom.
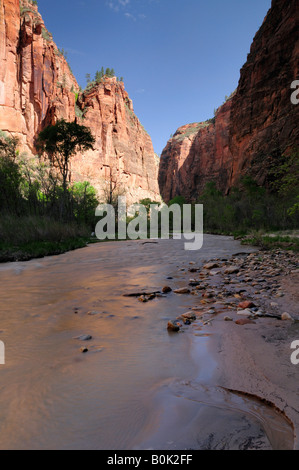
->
181, 312, 197, 321
174, 288, 191, 294
225, 266, 240, 274
224, 316, 233, 322
203, 262, 219, 270
147, 293, 156, 300
281, 312, 293, 321
238, 301, 256, 309
237, 309, 253, 317
162, 286, 172, 293
167, 320, 181, 332
74, 334, 92, 341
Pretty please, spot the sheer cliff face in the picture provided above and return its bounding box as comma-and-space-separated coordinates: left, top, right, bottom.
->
159, 101, 233, 202
0, 0, 160, 203
229, 0, 299, 187
72, 79, 160, 202
159, 0, 299, 203
0, 0, 77, 149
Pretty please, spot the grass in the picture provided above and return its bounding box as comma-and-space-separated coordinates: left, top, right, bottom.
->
0, 238, 90, 262
0, 215, 92, 262
241, 232, 299, 252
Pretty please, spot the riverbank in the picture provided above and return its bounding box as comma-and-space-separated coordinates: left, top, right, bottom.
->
0, 237, 91, 262
1, 231, 298, 264
191, 250, 299, 449
133, 247, 299, 450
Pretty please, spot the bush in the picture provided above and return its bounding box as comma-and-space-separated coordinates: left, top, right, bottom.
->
197, 174, 299, 235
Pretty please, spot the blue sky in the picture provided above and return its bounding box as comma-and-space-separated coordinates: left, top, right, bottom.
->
37, 0, 272, 155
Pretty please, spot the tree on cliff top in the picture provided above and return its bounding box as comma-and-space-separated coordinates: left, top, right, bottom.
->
37, 120, 95, 216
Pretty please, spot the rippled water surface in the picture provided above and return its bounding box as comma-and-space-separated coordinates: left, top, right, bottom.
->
0, 236, 293, 449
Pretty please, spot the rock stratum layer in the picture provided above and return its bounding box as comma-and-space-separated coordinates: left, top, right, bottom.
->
159, 0, 299, 202
0, 0, 160, 202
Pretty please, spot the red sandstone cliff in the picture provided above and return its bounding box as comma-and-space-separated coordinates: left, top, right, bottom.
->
159, 101, 233, 202
72, 78, 160, 202
0, 0, 78, 148
159, 0, 299, 202
0, 0, 160, 202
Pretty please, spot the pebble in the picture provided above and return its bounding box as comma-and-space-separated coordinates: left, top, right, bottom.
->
167, 320, 181, 332
174, 288, 191, 294
237, 309, 253, 317
162, 286, 172, 293
224, 316, 233, 322
80, 347, 89, 353
225, 266, 240, 274
281, 312, 293, 321
181, 312, 197, 321
74, 335, 92, 341
204, 262, 219, 270
238, 301, 256, 309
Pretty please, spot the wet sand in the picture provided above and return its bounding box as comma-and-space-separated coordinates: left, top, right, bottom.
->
0, 235, 297, 450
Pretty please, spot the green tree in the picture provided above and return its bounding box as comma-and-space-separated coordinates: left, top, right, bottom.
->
37, 120, 95, 217
70, 181, 98, 225
0, 133, 23, 214
95, 70, 102, 83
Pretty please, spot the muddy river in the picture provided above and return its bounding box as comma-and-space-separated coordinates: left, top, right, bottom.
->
0, 235, 294, 449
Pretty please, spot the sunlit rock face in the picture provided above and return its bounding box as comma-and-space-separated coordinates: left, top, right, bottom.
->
72, 77, 160, 203
0, 0, 160, 203
159, 0, 299, 203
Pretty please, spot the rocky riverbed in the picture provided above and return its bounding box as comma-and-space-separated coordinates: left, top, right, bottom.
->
165, 249, 298, 327
137, 248, 299, 450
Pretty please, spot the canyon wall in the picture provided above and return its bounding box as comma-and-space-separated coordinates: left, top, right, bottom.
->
72, 78, 161, 203
159, 0, 299, 202
0, 0, 160, 203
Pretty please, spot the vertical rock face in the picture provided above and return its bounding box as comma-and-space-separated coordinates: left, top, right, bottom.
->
229, 0, 299, 187
0, 0, 160, 203
72, 77, 160, 202
0, 0, 77, 151
159, 101, 233, 202
159, 0, 299, 202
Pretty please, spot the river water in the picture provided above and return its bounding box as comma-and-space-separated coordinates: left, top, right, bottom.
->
0, 235, 294, 449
